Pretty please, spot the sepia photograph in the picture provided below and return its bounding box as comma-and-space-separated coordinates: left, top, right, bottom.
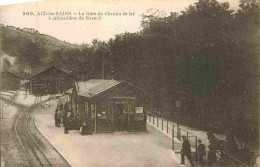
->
0, 0, 259, 166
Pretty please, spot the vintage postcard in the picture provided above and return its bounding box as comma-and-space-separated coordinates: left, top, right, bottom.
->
0, 0, 259, 166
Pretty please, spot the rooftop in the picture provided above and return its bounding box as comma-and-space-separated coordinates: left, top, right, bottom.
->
29, 65, 72, 80
75, 79, 121, 97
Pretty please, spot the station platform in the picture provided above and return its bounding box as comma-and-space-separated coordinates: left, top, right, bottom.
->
35, 100, 182, 167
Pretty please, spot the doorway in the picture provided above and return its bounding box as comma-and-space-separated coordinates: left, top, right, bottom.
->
113, 103, 128, 131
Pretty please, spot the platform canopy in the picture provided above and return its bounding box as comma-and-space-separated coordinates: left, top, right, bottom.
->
74, 79, 152, 99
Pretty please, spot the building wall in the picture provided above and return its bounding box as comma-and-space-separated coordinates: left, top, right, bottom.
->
74, 82, 149, 133
1, 72, 21, 90
30, 68, 73, 95
1, 78, 21, 90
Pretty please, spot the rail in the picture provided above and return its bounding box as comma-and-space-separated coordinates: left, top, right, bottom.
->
147, 111, 198, 166
2, 95, 67, 167
147, 111, 255, 167
216, 149, 255, 167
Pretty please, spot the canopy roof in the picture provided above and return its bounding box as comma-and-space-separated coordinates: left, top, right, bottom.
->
74, 79, 152, 98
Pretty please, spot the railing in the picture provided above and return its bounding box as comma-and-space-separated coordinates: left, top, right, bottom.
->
216, 149, 255, 167
147, 112, 198, 166
147, 111, 254, 167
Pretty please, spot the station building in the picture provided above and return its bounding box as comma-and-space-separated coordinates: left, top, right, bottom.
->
65, 79, 152, 133
0, 70, 22, 90
29, 65, 73, 95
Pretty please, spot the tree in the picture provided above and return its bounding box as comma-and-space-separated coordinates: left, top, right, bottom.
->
2, 58, 11, 70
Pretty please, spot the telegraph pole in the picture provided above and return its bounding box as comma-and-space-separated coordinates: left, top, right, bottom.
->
102, 59, 105, 79
1, 99, 4, 119
176, 99, 181, 140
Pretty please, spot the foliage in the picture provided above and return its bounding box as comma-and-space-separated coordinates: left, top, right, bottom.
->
104, 0, 259, 144
1, 0, 259, 144
2, 58, 11, 70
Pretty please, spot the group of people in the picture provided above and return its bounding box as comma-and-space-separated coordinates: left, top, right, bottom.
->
207, 132, 241, 165
54, 102, 71, 134
181, 135, 213, 166
180, 131, 241, 166
54, 101, 93, 135
181, 132, 246, 166
180, 136, 205, 166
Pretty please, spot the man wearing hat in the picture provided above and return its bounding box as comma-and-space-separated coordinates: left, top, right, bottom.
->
181, 136, 194, 166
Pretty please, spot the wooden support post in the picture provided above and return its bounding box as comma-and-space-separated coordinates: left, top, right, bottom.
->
75, 98, 78, 115
167, 121, 168, 133
94, 102, 97, 133
1, 100, 4, 119
195, 136, 198, 167
71, 95, 73, 113
127, 103, 130, 131
112, 103, 114, 132
88, 101, 92, 132
58, 79, 60, 94
172, 124, 174, 150
144, 100, 148, 131
162, 118, 163, 130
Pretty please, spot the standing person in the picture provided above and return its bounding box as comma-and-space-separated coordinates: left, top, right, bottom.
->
197, 139, 206, 165
63, 102, 69, 127
59, 103, 64, 111
226, 133, 238, 154
64, 102, 69, 114
54, 108, 58, 127
181, 136, 194, 166
80, 121, 87, 135
85, 116, 93, 135
207, 133, 218, 165
63, 115, 69, 134
56, 109, 62, 127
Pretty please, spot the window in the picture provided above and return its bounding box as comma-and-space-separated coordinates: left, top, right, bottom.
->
85, 102, 89, 117
91, 104, 95, 118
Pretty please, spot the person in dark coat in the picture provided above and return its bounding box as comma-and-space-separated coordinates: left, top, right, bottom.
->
80, 121, 87, 135
85, 116, 93, 135
68, 113, 76, 129
226, 133, 238, 154
63, 102, 69, 127
54, 109, 58, 127
197, 139, 206, 165
63, 115, 69, 134
59, 103, 64, 111
181, 136, 194, 166
56, 109, 62, 127
208, 133, 218, 165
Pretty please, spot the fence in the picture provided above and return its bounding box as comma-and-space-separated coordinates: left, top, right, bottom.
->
216, 150, 253, 167
147, 111, 253, 167
147, 112, 198, 166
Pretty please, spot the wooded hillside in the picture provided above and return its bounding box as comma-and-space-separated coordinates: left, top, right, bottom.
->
1, 0, 259, 145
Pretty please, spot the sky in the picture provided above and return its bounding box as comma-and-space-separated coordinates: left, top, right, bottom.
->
0, 0, 240, 45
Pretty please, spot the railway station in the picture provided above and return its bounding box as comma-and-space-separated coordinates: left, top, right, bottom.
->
1, 0, 259, 166
65, 79, 152, 133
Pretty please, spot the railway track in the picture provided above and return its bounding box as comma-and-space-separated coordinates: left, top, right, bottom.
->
1, 97, 70, 167
16, 108, 52, 167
